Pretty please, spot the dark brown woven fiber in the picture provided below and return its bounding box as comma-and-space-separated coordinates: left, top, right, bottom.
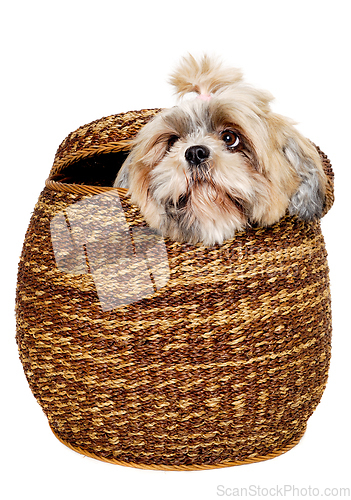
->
16, 109, 333, 470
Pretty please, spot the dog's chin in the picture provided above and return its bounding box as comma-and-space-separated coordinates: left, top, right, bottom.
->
147, 174, 250, 246
162, 195, 247, 246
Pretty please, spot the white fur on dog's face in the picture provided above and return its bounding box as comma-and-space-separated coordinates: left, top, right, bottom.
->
114, 55, 327, 246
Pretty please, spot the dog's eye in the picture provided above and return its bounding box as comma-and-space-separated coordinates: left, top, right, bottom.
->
167, 135, 179, 151
220, 130, 240, 149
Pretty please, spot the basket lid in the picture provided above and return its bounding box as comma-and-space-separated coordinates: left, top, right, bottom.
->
45, 108, 334, 216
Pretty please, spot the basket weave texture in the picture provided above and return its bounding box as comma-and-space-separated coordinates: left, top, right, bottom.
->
16, 109, 334, 470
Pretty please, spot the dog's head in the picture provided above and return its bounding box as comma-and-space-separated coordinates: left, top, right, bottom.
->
115, 54, 327, 246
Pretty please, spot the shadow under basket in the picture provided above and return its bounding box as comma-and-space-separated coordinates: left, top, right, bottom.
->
16, 109, 334, 471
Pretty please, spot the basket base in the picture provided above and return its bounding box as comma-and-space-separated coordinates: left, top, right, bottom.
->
49, 423, 307, 471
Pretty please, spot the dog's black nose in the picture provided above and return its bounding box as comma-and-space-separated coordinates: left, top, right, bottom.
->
185, 145, 210, 166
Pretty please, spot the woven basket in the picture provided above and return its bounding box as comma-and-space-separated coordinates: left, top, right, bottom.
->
16, 108, 334, 471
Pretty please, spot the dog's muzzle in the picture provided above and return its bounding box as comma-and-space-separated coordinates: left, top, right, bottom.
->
185, 145, 210, 166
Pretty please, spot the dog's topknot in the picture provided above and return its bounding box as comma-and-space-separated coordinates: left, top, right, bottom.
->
169, 54, 243, 98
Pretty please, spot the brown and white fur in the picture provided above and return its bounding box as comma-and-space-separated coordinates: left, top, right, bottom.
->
114, 54, 327, 246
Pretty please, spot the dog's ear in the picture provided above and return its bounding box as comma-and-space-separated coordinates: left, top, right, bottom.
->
114, 114, 172, 189
283, 136, 327, 220
114, 155, 131, 188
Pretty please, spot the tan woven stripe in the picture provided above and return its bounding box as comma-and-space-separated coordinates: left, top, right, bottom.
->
17, 270, 328, 340
21, 336, 327, 392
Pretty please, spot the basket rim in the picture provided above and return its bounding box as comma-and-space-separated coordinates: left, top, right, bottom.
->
45, 179, 128, 197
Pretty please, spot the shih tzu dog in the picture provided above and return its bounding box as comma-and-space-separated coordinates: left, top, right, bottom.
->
114, 54, 327, 246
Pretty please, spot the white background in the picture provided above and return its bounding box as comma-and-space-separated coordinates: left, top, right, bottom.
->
1, 1, 350, 499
